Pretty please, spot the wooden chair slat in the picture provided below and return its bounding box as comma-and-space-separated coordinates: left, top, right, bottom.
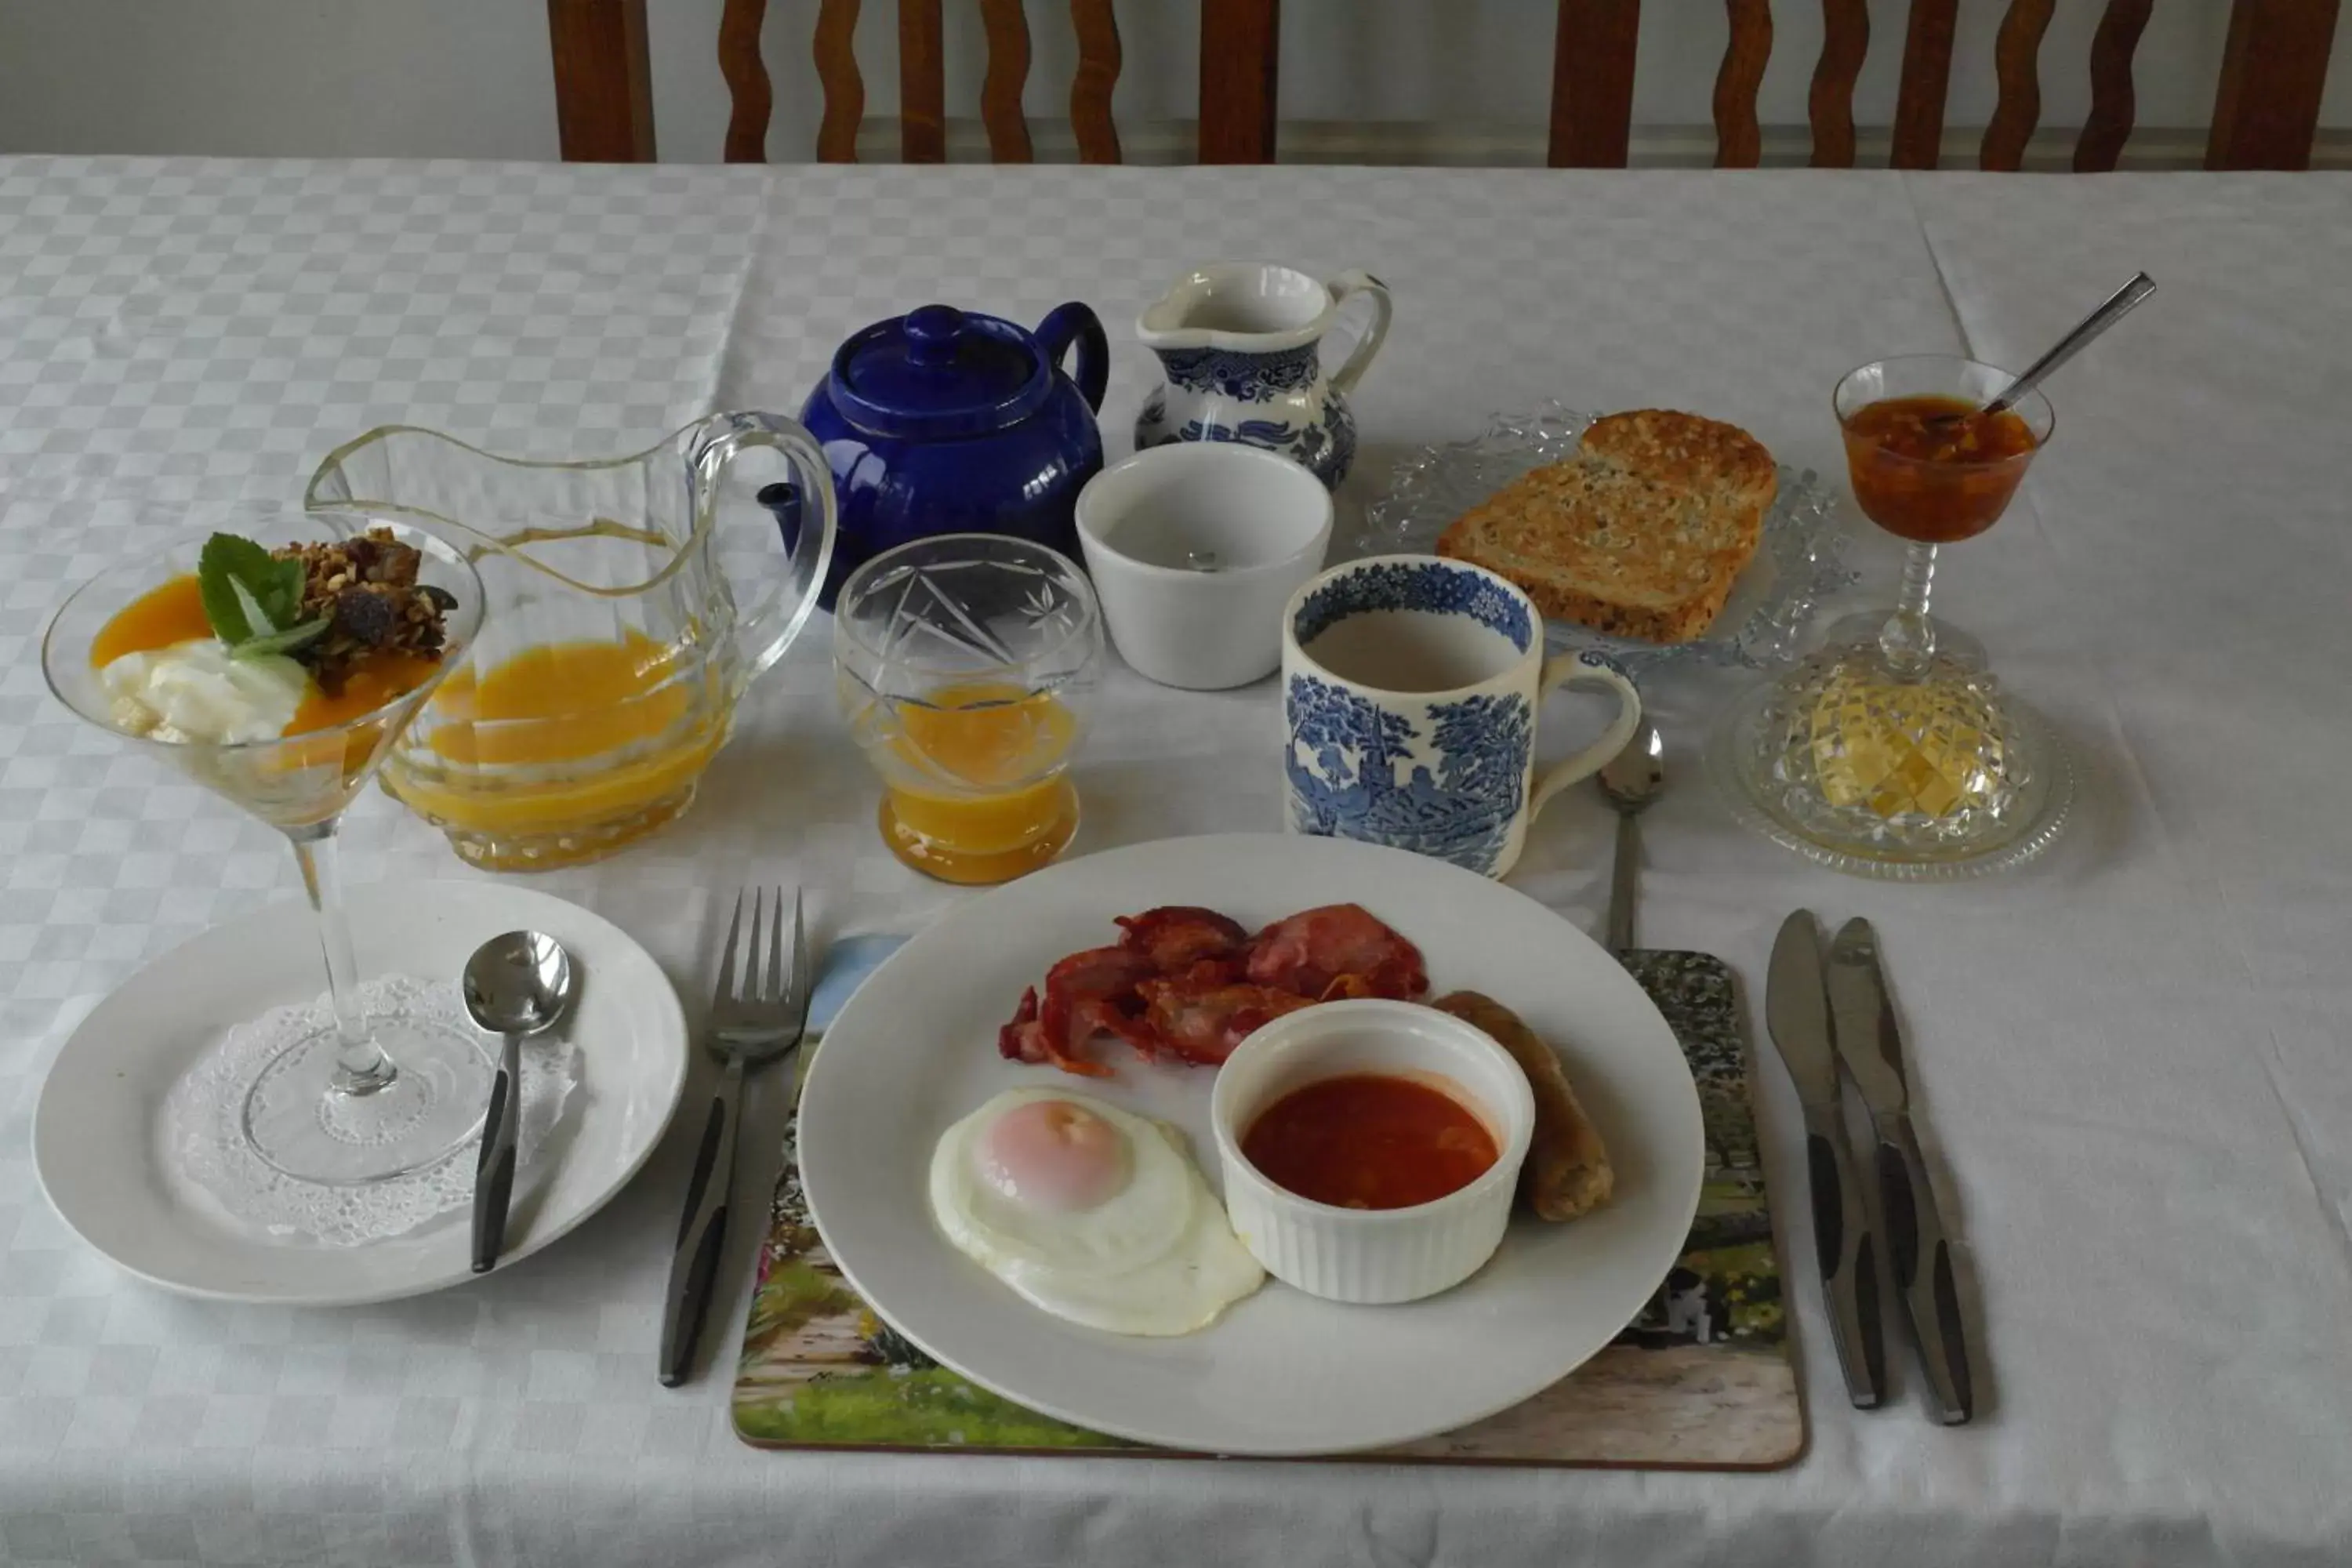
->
548, 0, 656, 162
1548, 0, 1642, 169
2074, 0, 2154, 172
811, 0, 865, 164
717, 0, 772, 162
1200, 0, 1280, 164
1981, 0, 2054, 172
1890, 0, 1957, 169
978, 0, 1036, 163
898, 0, 946, 162
1071, 0, 1124, 164
2209, 0, 2343, 170
1889, 0, 1959, 170
1713, 0, 1773, 169
1809, 0, 1871, 169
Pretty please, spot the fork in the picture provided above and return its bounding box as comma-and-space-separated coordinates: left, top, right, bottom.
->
658, 887, 812, 1388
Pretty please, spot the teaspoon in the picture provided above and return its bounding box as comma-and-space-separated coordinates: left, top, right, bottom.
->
463, 929, 576, 1273
1932, 271, 2156, 428
1597, 722, 1665, 956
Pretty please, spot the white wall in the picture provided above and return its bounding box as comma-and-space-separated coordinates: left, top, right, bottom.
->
1, 0, 2345, 165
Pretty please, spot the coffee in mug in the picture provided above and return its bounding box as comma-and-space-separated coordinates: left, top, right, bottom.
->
1280, 555, 1641, 878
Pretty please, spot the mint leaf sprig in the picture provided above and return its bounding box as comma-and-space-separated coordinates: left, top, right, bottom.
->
197, 533, 331, 661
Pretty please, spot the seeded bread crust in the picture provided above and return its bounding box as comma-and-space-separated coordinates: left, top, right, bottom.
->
1436, 410, 1776, 644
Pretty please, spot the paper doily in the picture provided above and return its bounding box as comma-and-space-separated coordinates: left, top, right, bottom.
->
167, 974, 580, 1247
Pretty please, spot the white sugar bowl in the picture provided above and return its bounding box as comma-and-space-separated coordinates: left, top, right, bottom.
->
1209, 998, 1534, 1305
1074, 442, 1332, 691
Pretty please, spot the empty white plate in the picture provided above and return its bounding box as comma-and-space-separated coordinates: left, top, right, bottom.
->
34, 882, 686, 1305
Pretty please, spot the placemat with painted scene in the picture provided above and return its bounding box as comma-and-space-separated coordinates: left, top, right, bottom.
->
733, 942, 1802, 1468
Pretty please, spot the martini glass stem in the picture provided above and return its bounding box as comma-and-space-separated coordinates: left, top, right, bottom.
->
1880, 541, 1940, 678
287, 825, 396, 1096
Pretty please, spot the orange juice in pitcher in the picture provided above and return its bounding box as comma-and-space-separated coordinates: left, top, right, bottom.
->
306, 415, 838, 870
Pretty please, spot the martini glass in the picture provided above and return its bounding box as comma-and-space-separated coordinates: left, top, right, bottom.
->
43, 512, 492, 1182
1712, 357, 2073, 876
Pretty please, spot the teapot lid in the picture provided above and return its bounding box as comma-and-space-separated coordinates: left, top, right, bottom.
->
829, 305, 1052, 441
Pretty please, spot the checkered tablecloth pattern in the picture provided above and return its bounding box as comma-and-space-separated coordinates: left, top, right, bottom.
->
2, 156, 2349, 1567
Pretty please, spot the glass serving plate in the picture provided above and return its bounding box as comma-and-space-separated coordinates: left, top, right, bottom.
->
1358, 403, 1853, 675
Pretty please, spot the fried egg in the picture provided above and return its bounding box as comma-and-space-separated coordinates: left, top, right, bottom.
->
928, 1087, 1264, 1336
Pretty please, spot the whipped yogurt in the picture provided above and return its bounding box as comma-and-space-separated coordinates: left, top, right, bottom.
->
101, 641, 309, 744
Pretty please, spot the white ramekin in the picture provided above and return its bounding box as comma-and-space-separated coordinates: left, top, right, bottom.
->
1074, 442, 1333, 691
1209, 999, 1536, 1305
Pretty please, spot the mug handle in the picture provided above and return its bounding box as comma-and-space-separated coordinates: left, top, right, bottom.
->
1323, 270, 1393, 396
1526, 651, 1642, 819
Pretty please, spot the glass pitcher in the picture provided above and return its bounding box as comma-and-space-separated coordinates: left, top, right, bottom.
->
304, 412, 837, 871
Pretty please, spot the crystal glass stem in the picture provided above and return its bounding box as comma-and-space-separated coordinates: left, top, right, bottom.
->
287, 824, 395, 1096
1879, 541, 1940, 678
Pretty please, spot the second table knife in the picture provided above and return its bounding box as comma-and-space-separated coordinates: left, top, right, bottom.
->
1827, 917, 1974, 1425
1766, 910, 1884, 1408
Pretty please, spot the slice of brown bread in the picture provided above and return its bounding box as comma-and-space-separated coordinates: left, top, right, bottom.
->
1437, 410, 1777, 644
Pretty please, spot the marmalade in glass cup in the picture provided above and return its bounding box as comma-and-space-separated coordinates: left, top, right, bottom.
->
1839, 394, 2041, 544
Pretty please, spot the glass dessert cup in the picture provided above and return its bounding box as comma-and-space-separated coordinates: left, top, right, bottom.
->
1713, 357, 2074, 876
43, 513, 494, 1183
833, 535, 1103, 886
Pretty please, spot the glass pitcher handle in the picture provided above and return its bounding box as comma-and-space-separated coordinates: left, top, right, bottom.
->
684, 411, 838, 690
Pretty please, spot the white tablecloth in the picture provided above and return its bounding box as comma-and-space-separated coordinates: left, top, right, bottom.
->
2, 158, 2348, 1567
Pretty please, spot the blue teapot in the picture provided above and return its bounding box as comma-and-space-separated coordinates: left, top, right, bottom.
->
775, 302, 1109, 608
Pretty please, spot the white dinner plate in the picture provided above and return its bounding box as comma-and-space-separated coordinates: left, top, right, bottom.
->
34, 883, 687, 1306
797, 833, 1704, 1456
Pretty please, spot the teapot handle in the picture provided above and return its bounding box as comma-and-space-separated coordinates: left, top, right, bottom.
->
684, 411, 838, 692
1034, 302, 1109, 413
1324, 270, 1393, 396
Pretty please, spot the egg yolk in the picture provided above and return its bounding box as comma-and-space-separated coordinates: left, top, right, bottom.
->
976, 1098, 1131, 1212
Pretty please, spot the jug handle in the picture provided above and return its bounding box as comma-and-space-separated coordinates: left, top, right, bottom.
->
1034, 303, 1109, 412
1324, 270, 1393, 396
684, 411, 839, 691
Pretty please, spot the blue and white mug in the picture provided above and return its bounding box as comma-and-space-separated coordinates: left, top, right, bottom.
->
1280, 555, 1642, 879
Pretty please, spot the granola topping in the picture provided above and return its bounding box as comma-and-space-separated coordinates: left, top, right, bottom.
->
271, 529, 452, 694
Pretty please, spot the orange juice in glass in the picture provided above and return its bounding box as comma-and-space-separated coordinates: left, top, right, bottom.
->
834, 535, 1102, 884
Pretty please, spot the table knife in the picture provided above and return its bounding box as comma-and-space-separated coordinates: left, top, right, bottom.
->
1826, 917, 1974, 1425
1766, 910, 1884, 1409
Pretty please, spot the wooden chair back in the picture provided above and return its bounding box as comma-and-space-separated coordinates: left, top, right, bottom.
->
770, 0, 1283, 165
743, 0, 1125, 163
1550, 0, 2342, 172
543, 0, 1282, 165
547, 0, 2334, 172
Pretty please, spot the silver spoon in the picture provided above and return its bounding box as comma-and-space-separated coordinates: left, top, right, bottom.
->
463, 929, 575, 1273
1930, 270, 2156, 428
1597, 722, 1665, 956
